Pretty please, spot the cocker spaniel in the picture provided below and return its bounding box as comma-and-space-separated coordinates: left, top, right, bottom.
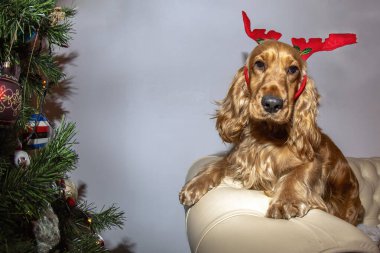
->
179, 13, 364, 225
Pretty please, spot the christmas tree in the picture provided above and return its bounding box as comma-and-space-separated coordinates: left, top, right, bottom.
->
0, 1, 125, 252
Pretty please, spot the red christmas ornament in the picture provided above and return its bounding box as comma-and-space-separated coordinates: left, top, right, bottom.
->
66, 197, 76, 207
0, 62, 22, 126
59, 179, 78, 207
96, 234, 105, 247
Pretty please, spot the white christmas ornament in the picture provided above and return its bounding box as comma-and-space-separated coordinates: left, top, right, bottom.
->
14, 150, 31, 167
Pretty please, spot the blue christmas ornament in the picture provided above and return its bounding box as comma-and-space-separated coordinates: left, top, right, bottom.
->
24, 31, 37, 43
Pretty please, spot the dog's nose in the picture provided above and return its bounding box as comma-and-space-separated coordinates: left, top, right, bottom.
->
261, 95, 284, 113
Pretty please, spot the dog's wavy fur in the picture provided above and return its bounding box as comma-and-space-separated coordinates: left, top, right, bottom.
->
179, 40, 364, 225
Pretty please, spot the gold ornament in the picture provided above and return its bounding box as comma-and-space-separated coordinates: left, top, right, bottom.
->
63, 179, 78, 200
49, 7, 66, 26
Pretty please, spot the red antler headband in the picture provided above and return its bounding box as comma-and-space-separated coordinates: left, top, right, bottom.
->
242, 11, 357, 99
242, 11, 282, 43
292, 34, 357, 61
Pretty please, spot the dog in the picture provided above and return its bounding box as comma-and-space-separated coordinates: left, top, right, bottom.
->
179, 37, 364, 225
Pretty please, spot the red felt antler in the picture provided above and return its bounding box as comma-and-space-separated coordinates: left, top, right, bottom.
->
242, 11, 282, 44
291, 34, 357, 61
242, 11, 282, 90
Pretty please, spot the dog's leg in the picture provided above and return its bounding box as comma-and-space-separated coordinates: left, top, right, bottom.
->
266, 161, 327, 219
179, 160, 226, 206
323, 160, 364, 225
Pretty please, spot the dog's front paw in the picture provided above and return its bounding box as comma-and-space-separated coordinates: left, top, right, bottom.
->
266, 199, 310, 220
179, 179, 211, 206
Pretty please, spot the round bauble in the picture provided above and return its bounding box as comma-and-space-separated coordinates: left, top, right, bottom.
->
14, 150, 31, 167
58, 179, 78, 207
24, 114, 52, 149
0, 62, 22, 126
96, 233, 105, 247
49, 7, 66, 26
63, 179, 78, 200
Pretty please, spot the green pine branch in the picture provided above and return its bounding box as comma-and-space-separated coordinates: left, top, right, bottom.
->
74, 201, 125, 233
0, 236, 35, 253
67, 234, 109, 253
0, 1, 127, 252
0, 0, 55, 61
91, 205, 125, 232
31, 119, 78, 176
0, 119, 78, 219
50, 198, 125, 252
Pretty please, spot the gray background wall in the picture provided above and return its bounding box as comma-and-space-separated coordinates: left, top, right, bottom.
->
60, 1, 380, 252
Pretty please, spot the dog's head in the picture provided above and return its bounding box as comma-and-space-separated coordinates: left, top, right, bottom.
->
245, 40, 305, 124
215, 40, 320, 159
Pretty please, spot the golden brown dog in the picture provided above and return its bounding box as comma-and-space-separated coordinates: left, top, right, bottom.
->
179, 40, 364, 225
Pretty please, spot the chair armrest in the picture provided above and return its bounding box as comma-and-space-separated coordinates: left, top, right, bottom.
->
184, 156, 380, 253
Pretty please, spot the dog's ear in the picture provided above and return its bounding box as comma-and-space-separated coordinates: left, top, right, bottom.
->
288, 77, 321, 160
216, 67, 250, 143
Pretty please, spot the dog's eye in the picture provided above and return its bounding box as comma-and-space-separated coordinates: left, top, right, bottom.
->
287, 65, 299, 75
254, 60, 265, 71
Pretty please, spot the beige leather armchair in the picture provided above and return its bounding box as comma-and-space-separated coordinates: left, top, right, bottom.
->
184, 156, 380, 253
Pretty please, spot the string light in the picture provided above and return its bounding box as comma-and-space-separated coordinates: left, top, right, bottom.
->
42, 79, 47, 89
